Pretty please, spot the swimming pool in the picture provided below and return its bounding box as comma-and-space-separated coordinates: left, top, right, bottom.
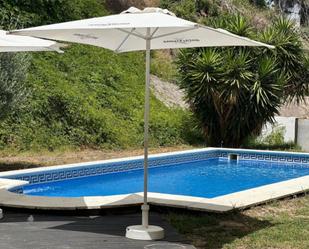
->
0, 148, 309, 212
21, 158, 309, 198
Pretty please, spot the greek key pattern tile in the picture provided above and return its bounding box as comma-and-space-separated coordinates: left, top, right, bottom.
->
7, 151, 219, 184
219, 151, 309, 164
6, 149, 309, 185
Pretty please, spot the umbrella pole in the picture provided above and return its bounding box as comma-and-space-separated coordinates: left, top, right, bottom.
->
142, 28, 151, 228
125, 28, 164, 240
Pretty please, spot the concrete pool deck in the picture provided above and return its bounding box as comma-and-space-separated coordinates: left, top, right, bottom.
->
0, 148, 308, 212
0, 210, 196, 249
0, 175, 308, 212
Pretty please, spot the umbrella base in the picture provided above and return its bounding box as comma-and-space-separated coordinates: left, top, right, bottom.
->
125, 225, 165, 240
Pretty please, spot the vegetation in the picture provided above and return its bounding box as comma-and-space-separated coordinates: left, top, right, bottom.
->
0, 45, 192, 151
0, 145, 194, 171
0, 1, 308, 151
168, 195, 309, 249
244, 125, 300, 151
151, 51, 178, 82
0, 52, 30, 120
0, 1, 194, 152
0, 0, 108, 28
177, 15, 309, 147
160, 0, 221, 21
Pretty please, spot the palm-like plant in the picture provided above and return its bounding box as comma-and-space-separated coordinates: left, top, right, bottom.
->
177, 15, 307, 147
260, 17, 309, 102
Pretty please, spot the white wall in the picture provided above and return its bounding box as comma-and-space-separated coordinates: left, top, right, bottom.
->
261, 116, 296, 143
296, 119, 309, 151
261, 116, 309, 151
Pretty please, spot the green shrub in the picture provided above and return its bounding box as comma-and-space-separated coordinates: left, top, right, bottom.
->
0, 0, 109, 28
0, 52, 30, 120
160, 0, 220, 21
244, 125, 300, 151
151, 51, 177, 82
263, 126, 285, 145
249, 0, 267, 8
0, 44, 194, 151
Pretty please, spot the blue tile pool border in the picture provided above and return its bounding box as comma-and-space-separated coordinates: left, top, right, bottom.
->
2, 148, 309, 187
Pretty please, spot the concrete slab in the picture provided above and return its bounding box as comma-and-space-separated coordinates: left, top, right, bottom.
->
0, 210, 196, 249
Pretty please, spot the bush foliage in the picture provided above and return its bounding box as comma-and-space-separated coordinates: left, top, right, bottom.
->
0, 0, 108, 28
244, 125, 300, 151
0, 52, 30, 120
0, 1, 193, 151
0, 44, 192, 151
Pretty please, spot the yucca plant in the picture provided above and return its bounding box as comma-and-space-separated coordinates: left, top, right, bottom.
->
260, 17, 309, 102
177, 15, 307, 147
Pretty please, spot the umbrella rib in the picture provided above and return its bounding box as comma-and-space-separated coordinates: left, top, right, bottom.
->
150, 27, 159, 38
115, 28, 136, 52
132, 29, 147, 38
151, 26, 198, 40
117, 28, 146, 40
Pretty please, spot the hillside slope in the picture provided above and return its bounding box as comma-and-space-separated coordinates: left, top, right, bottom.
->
0, 1, 192, 151
0, 0, 307, 152
0, 44, 192, 151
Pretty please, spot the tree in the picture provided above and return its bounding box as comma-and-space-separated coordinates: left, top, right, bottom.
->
0, 51, 30, 120
0, 15, 30, 121
177, 15, 309, 147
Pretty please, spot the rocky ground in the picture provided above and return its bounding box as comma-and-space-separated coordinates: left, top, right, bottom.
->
151, 75, 188, 109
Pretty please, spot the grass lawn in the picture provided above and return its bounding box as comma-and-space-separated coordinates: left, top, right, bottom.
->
0, 145, 194, 171
167, 195, 309, 249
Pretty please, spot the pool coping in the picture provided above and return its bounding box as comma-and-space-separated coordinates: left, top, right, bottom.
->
0, 147, 308, 212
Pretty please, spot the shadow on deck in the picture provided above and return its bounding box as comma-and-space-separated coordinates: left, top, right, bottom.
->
0, 209, 195, 249
0, 207, 273, 249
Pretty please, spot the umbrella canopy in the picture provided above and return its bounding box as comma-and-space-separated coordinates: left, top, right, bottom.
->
0, 30, 62, 52
11, 7, 274, 240
11, 7, 273, 52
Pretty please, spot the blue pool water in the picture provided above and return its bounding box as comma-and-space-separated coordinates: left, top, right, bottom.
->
20, 158, 309, 198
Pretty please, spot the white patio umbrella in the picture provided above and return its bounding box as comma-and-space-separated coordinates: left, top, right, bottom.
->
11, 7, 274, 240
0, 30, 62, 52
